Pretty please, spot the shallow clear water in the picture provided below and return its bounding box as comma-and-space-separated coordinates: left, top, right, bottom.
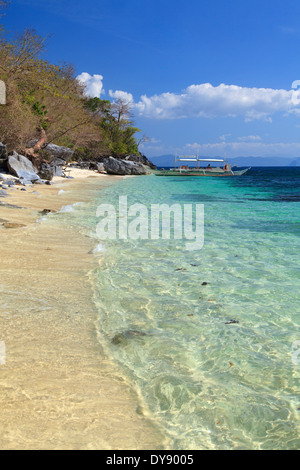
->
64, 168, 300, 449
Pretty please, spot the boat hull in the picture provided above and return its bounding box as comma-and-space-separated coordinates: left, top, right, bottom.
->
153, 168, 250, 177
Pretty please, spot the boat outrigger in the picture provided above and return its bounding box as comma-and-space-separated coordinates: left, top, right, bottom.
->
153, 156, 250, 177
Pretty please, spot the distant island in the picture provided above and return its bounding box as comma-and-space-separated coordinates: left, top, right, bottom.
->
150, 155, 300, 167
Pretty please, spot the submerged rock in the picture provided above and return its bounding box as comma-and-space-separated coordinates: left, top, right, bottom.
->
225, 320, 240, 325
111, 330, 147, 345
40, 209, 55, 215
126, 330, 147, 338
2, 222, 27, 229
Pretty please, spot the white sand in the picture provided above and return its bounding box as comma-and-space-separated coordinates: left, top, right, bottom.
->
0, 171, 165, 450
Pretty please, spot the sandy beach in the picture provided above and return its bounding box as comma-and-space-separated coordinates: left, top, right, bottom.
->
0, 169, 164, 450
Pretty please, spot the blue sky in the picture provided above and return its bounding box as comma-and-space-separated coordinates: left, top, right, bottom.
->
5, 0, 300, 158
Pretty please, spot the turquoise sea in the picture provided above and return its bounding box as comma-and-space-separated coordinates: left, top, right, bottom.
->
62, 168, 300, 450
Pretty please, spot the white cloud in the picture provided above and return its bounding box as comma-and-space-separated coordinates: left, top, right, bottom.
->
219, 134, 231, 142
75, 78, 300, 122
237, 135, 262, 142
109, 89, 134, 104
134, 83, 300, 121
77, 72, 105, 98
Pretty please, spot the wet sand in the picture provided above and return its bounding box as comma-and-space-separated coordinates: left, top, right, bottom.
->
0, 170, 165, 450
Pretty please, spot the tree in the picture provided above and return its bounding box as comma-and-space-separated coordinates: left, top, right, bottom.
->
111, 98, 133, 123
0, 15, 143, 163
0, 28, 102, 160
0, 28, 47, 77
84, 96, 141, 157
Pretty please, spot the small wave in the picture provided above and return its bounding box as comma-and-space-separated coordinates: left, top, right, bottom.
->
56, 202, 83, 213
87, 231, 98, 239
92, 243, 106, 254
57, 205, 75, 213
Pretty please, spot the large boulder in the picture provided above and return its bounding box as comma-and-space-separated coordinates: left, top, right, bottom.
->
51, 158, 66, 177
7, 152, 40, 183
38, 158, 66, 180
0, 142, 8, 171
97, 162, 105, 173
44, 144, 74, 162
103, 157, 151, 175
28, 141, 74, 162
124, 153, 157, 170
125, 160, 152, 175
0, 142, 7, 159
0, 159, 8, 171
38, 162, 55, 181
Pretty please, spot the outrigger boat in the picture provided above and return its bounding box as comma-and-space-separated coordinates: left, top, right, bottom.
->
153, 156, 250, 177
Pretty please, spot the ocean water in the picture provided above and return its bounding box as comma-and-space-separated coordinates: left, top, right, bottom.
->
62, 168, 300, 450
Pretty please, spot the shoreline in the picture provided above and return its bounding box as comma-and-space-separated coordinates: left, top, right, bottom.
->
0, 169, 165, 450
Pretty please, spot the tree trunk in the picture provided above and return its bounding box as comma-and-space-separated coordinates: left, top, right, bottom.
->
25, 128, 47, 163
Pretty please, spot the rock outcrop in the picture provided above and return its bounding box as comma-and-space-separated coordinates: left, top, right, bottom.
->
0, 140, 155, 180
0, 141, 67, 182
7, 151, 41, 184
0, 142, 8, 171
28, 141, 74, 162
0, 142, 7, 159
53, 158, 66, 176
124, 153, 157, 170
43, 143, 74, 162
38, 158, 66, 180
97, 162, 105, 173
38, 162, 55, 181
103, 157, 151, 175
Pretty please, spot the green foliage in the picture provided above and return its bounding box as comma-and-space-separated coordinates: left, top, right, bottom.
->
0, 11, 143, 158
84, 97, 140, 157
73, 146, 93, 161
24, 94, 48, 129
84, 97, 111, 116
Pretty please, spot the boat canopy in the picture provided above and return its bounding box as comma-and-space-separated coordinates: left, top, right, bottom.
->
176, 156, 225, 163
